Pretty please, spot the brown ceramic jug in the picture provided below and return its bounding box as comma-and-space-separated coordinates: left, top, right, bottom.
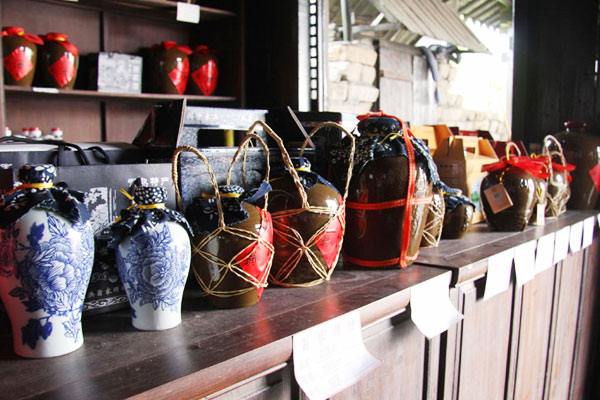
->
145, 41, 191, 95
2, 27, 43, 87
480, 143, 540, 231
36, 33, 79, 89
541, 133, 575, 214
172, 133, 274, 308
420, 186, 445, 248
342, 113, 433, 268
187, 45, 218, 96
553, 122, 600, 209
441, 189, 474, 239
263, 121, 355, 287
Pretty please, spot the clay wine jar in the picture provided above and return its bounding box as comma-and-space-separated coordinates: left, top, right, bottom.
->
481, 165, 536, 231
36, 33, 79, 89
187, 45, 218, 96
343, 114, 432, 268
145, 41, 191, 95
2, 27, 43, 87
550, 123, 597, 209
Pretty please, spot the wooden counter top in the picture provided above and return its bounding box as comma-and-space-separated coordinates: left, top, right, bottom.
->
0, 263, 446, 399
417, 210, 597, 285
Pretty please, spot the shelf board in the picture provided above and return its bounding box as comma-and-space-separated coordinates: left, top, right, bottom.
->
5, 85, 237, 102
36, 0, 236, 21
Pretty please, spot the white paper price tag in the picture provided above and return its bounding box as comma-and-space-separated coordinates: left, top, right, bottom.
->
569, 221, 583, 253
483, 248, 514, 301
410, 272, 463, 339
176, 2, 200, 23
582, 216, 595, 249
553, 226, 571, 264
514, 240, 536, 287
293, 311, 381, 400
535, 233, 555, 274
32, 87, 59, 94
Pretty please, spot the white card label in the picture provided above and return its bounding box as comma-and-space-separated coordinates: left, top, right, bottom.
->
535, 233, 555, 274
410, 272, 463, 339
569, 221, 583, 253
583, 216, 595, 249
176, 2, 200, 23
484, 248, 514, 301
293, 311, 381, 400
553, 226, 571, 264
514, 240, 536, 287
32, 87, 59, 94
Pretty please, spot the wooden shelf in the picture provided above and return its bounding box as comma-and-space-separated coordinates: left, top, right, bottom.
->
5, 85, 237, 103
34, 0, 236, 21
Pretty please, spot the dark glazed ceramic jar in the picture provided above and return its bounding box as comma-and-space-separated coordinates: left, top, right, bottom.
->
185, 185, 273, 308
441, 189, 474, 239
145, 41, 191, 95
36, 33, 79, 89
552, 122, 599, 209
420, 186, 445, 248
342, 113, 434, 268
187, 45, 218, 96
268, 158, 344, 287
2, 27, 43, 87
480, 165, 536, 231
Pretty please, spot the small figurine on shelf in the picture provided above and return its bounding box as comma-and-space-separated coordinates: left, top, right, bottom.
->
109, 183, 193, 331
36, 33, 79, 89
145, 41, 192, 95
0, 164, 94, 358
2, 26, 43, 87
187, 45, 218, 96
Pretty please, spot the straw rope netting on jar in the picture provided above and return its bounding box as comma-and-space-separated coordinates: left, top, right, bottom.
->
542, 135, 571, 218
259, 121, 355, 287
420, 187, 445, 248
171, 131, 274, 299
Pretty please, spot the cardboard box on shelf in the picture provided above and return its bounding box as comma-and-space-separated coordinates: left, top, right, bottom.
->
433, 136, 499, 223
411, 124, 452, 154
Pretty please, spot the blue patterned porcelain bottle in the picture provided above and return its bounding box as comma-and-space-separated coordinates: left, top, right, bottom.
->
109, 186, 192, 330
0, 164, 94, 358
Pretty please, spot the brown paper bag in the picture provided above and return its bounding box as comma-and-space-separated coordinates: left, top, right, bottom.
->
433, 136, 499, 223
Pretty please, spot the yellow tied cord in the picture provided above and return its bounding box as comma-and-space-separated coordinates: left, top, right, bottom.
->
114, 189, 165, 222
365, 132, 403, 145
8, 182, 53, 194
201, 192, 242, 199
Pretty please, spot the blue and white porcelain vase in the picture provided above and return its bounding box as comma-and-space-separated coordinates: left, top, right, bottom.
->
109, 186, 192, 331
0, 164, 94, 358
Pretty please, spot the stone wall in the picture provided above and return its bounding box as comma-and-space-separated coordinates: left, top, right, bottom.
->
327, 41, 379, 115
436, 56, 510, 140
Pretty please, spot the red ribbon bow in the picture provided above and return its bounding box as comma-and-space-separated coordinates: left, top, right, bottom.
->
534, 154, 576, 182
2, 26, 43, 45
157, 41, 192, 55
44, 32, 79, 57
482, 155, 551, 179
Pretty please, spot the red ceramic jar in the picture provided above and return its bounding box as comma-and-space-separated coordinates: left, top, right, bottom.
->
2, 27, 43, 87
36, 33, 79, 89
187, 45, 218, 96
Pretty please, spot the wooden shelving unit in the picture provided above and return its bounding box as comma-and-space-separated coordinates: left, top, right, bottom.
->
0, 0, 243, 143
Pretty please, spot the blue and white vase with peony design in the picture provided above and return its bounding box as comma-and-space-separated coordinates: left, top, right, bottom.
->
0, 164, 94, 358
109, 185, 192, 331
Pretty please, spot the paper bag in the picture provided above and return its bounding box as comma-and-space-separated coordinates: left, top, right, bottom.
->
433, 136, 499, 223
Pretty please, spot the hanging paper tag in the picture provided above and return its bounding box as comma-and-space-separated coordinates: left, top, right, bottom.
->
582, 216, 595, 249
410, 272, 463, 339
569, 221, 583, 254
176, 2, 201, 23
534, 232, 555, 274
533, 203, 545, 226
514, 240, 536, 287
483, 248, 514, 301
293, 311, 381, 400
483, 183, 513, 214
553, 226, 571, 264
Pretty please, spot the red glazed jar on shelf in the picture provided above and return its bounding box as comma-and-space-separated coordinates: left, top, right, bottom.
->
187, 45, 218, 96
2, 26, 43, 87
145, 41, 192, 95
36, 33, 79, 89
